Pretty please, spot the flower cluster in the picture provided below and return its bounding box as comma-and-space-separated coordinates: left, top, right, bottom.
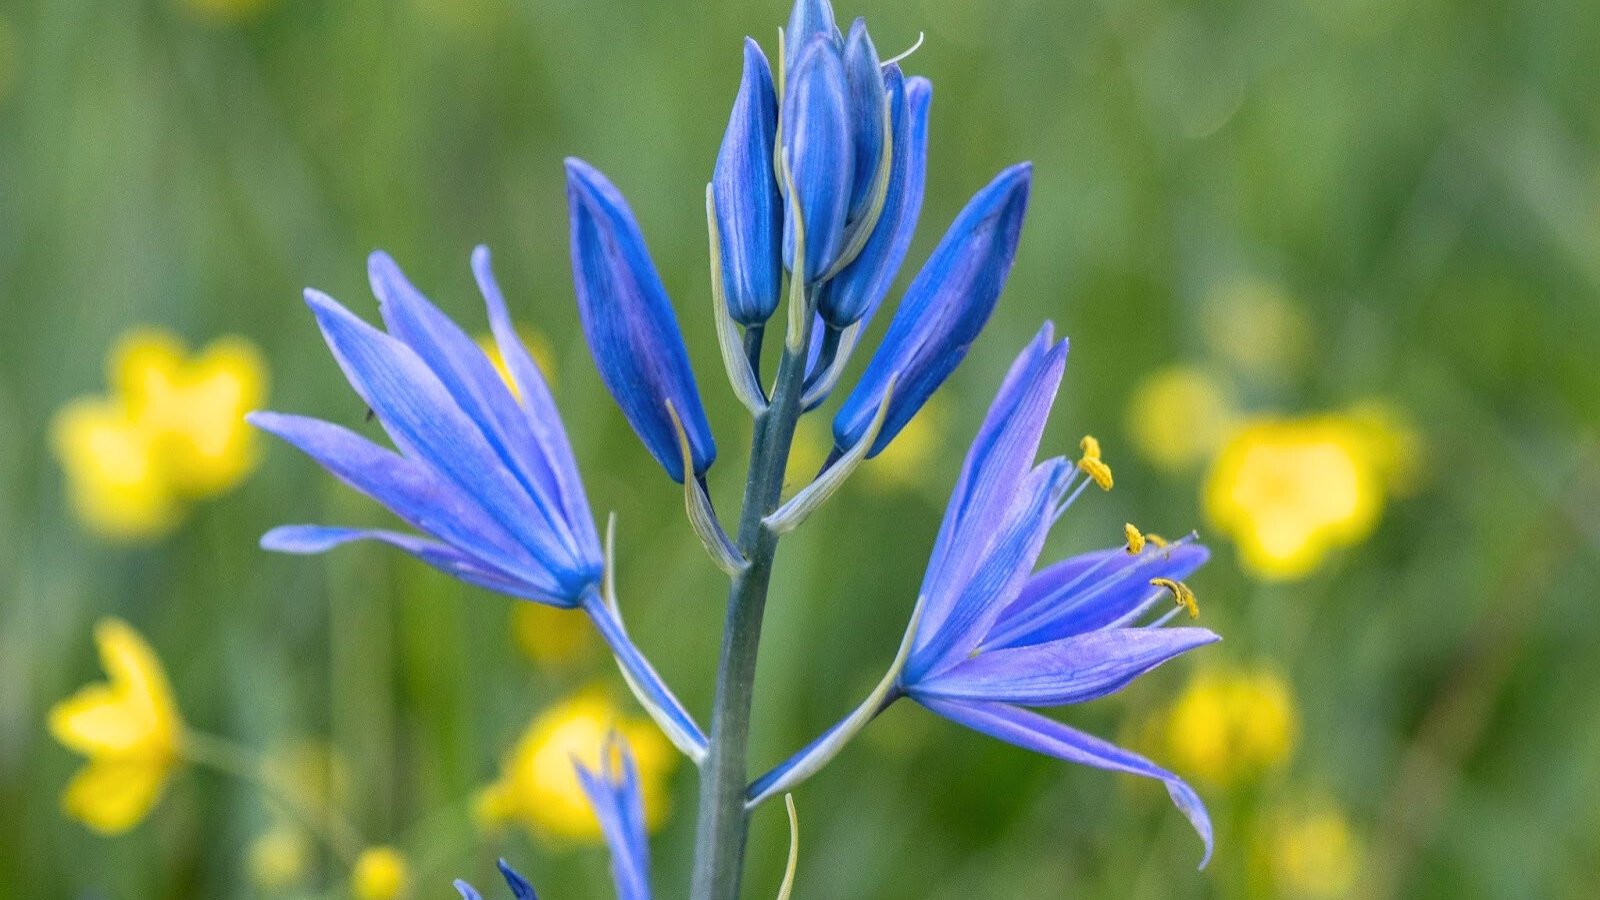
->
51, 329, 265, 538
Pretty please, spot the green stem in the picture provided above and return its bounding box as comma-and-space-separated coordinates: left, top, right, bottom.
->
690, 325, 810, 900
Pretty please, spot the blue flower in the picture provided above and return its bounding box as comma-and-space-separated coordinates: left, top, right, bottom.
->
753, 326, 1217, 866
576, 735, 654, 900
455, 860, 539, 900
712, 38, 783, 327
566, 158, 717, 483
831, 162, 1032, 458
253, 247, 707, 759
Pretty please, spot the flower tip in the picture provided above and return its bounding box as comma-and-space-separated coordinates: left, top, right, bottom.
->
471, 244, 492, 268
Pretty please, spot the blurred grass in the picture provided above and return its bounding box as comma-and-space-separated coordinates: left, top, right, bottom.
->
2, 0, 1599, 897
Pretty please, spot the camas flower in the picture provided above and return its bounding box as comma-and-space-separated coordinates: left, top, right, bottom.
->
752, 326, 1218, 865
254, 247, 706, 758
49, 618, 184, 834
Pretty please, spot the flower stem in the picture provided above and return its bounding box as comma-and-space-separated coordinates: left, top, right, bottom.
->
690, 329, 810, 900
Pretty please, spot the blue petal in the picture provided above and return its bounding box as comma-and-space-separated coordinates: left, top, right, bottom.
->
368, 251, 584, 564
247, 411, 550, 592
565, 158, 716, 483
985, 542, 1211, 650
262, 525, 568, 602
783, 0, 838, 73
841, 18, 886, 221
910, 326, 1067, 654
575, 738, 653, 900
713, 39, 783, 326
913, 627, 1220, 706
498, 859, 540, 900
781, 35, 854, 280
584, 598, 710, 758
301, 290, 592, 590
906, 458, 1072, 682
832, 162, 1033, 457
453, 880, 485, 900
918, 698, 1214, 868
817, 70, 931, 329
472, 246, 601, 563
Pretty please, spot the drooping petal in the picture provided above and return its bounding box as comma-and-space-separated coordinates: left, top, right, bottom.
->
247, 411, 545, 589
817, 70, 930, 329
781, 35, 854, 280
841, 18, 887, 221
913, 326, 1067, 650
985, 542, 1211, 650
576, 737, 653, 900
713, 39, 784, 326
783, 0, 838, 74
832, 162, 1033, 457
472, 246, 601, 562
918, 698, 1214, 868
565, 158, 716, 482
913, 627, 1220, 706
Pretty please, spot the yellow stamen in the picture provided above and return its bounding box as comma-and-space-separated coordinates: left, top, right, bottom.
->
1152, 577, 1199, 619
1124, 523, 1145, 555
1146, 533, 1170, 549
1079, 434, 1103, 460
1078, 434, 1113, 490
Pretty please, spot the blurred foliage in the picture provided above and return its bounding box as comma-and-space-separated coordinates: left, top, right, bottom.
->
2, 0, 1599, 897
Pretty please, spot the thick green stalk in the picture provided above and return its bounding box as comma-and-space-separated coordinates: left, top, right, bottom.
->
690, 331, 810, 900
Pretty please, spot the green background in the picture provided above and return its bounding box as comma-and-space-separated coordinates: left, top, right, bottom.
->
2, 0, 1598, 896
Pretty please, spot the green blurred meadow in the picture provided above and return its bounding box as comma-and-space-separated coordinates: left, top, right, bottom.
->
3, 0, 1600, 896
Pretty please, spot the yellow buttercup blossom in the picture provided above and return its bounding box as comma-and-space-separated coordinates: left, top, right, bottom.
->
1202, 416, 1383, 581
512, 602, 596, 669
351, 846, 410, 900
1124, 366, 1236, 473
475, 689, 675, 843
247, 824, 312, 891
48, 618, 184, 834
1268, 805, 1362, 898
51, 329, 266, 539
1163, 666, 1298, 787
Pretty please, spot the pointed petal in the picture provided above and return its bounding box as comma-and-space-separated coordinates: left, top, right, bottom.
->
842, 19, 887, 221
566, 158, 716, 482
833, 163, 1033, 457
919, 699, 1214, 868
817, 71, 930, 329
576, 739, 653, 900
498, 860, 540, 900
916, 627, 1220, 706
783, 0, 838, 73
781, 36, 854, 280
714, 39, 784, 326
452, 881, 485, 900
986, 542, 1210, 650
584, 598, 710, 762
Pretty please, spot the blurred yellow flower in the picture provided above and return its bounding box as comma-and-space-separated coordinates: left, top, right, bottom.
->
1269, 806, 1362, 898
1124, 366, 1236, 473
512, 602, 596, 669
475, 689, 674, 843
351, 846, 410, 900
247, 824, 311, 891
477, 329, 559, 400
51, 329, 266, 539
1202, 277, 1312, 379
47, 618, 184, 834
1163, 666, 1298, 787
1202, 416, 1384, 580
864, 396, 948, 492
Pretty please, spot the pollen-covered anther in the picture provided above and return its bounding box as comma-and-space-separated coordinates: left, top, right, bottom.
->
1077, 434, 1114, 490
1124, 523, 1146, 555
1146, 532, 1170, 549
1151, 577, 1199, 619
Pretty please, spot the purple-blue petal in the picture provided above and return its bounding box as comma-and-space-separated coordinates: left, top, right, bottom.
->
783, 0, 838, 73
918, 698, 1214, 868
565, 158, 716, 483
713, 38, 783, 326
841, 18, 886, 221
575, 739, 653, 900
832, 162, 1033, 457
498, 860, 539, 900
781, 35, 854, 280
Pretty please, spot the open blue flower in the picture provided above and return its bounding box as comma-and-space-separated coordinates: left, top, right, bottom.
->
253, 248, 706, 759
752, 325, 1218, 866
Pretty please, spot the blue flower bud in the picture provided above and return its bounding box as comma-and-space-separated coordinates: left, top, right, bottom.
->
781, 34, 854, 281
816, 69, 931, 329
783, 0, 838, 74
565, 158, 717, 483
832, 162, 1033, 457
713, 38, 784, 327
842, 18, 888, 222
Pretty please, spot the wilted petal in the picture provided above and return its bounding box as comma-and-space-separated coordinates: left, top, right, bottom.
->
841, 19, 887, 221
713, 39, 783, 326
566, 158, 716, 483
914, 627, 1220, 706
832, 162, 1033, 457
918, 698, 1214, 868
817, 70, 930, 329
781, 35, 854, 281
